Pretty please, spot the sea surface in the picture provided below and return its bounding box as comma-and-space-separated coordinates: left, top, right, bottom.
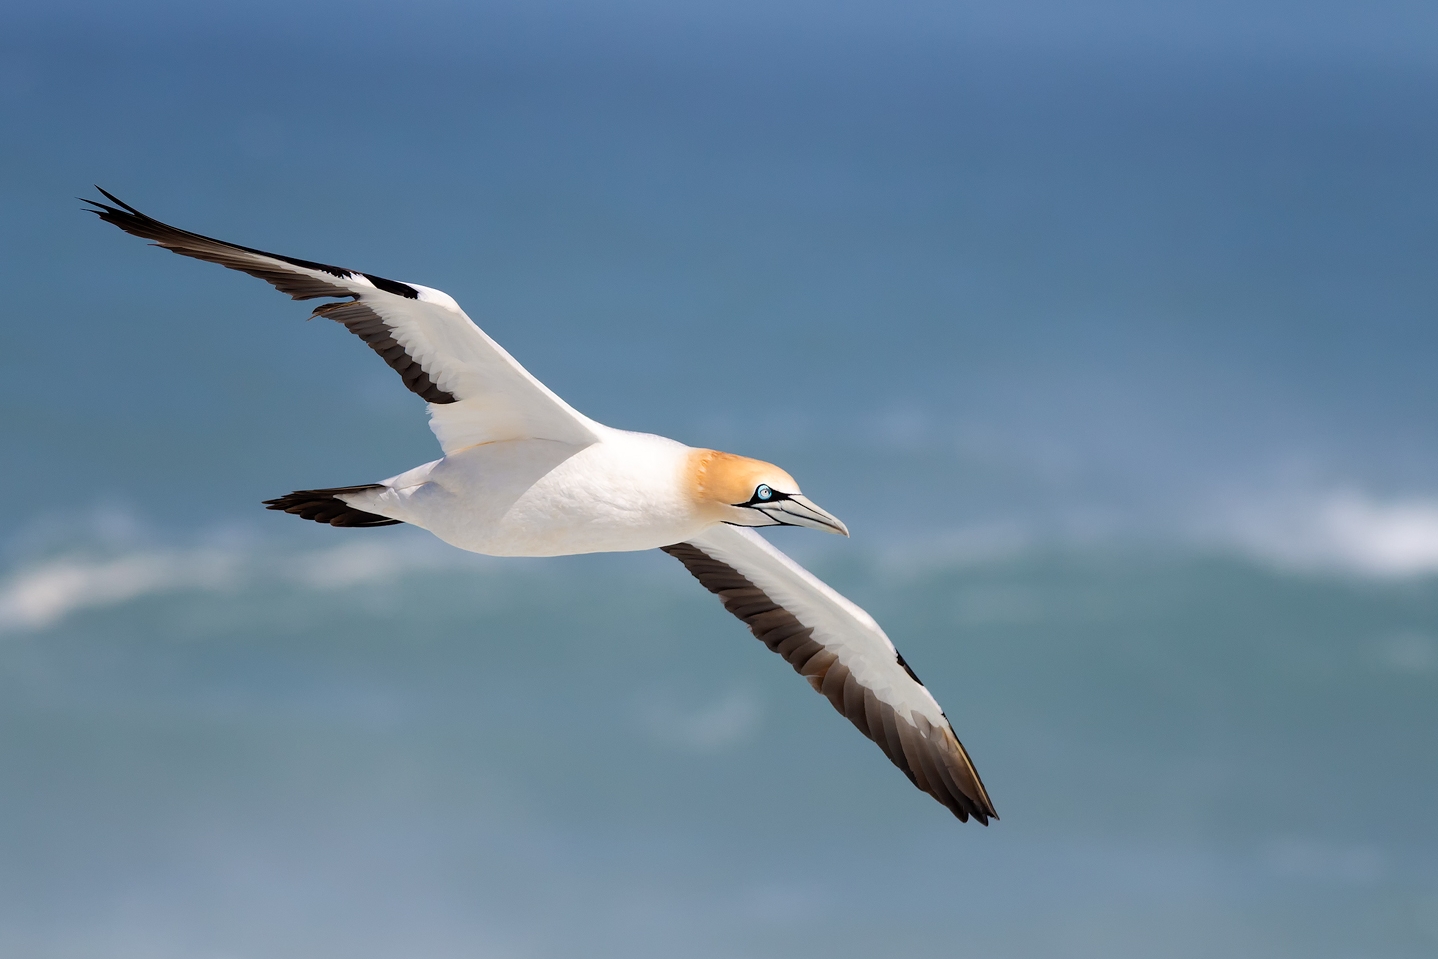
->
2, 2, 1436, 956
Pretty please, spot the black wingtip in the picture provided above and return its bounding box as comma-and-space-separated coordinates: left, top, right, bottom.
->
80, 190, 116, 214
93, 185, 139, 213
85, 187, 156, 225
82, 188, 138, 227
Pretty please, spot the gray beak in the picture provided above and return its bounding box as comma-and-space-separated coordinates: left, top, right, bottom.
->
756, 495, 850, 536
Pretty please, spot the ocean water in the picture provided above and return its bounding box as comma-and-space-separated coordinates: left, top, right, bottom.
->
2, 2, 1437, 956
1, 534, 1435, 957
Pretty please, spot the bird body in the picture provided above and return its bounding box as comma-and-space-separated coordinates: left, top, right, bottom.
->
87, 189, 997, 824
353, 430, 797, 557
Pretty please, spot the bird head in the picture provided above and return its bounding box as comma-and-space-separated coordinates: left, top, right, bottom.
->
688, 449, 849, 536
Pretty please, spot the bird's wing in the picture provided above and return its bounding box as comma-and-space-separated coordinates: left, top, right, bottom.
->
86, 189, 599, 452
663, 524, 996, 823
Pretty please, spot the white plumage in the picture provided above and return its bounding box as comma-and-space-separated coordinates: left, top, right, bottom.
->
87, 189, 996, 823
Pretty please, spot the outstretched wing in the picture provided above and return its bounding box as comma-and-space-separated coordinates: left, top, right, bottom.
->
86, 189, 599, 452
663, 525, 996, 823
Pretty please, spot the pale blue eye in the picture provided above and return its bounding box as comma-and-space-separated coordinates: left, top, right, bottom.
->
756, 485, 773, 501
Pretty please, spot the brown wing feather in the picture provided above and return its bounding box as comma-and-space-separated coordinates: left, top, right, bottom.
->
662, 541, 997, 824
85, 189, 457, 404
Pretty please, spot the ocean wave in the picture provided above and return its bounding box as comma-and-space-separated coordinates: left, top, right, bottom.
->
1217, 491, 1438, 577
0, 533, 481, 633
10, 486, 1438, 634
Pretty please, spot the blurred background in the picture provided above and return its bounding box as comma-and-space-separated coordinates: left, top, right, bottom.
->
2, 1, 1437, 956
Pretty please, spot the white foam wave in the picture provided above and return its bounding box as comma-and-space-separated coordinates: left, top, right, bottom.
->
1221, 491, 1438, 576
0, 535, 476, 634
10, 485, 1438, 634
0, 550, 241, 632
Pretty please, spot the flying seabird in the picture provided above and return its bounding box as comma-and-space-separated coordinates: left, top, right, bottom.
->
85, 189, 997, 824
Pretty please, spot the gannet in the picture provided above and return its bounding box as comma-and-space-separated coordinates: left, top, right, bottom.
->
86, 188, 997, 824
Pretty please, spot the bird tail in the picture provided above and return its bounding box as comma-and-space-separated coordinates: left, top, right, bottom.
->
263, 485, 404, 527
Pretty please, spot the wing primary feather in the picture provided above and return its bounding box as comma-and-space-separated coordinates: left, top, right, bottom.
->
86, 187, 419, 299
89, 188, 602, 450
305, 298, 456, 403
662, 538, 997, 824
87, 191, 463, 405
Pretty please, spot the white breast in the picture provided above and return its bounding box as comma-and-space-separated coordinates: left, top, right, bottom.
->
368, 428, 707, 557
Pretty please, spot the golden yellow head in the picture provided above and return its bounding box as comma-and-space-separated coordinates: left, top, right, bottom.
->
687, 449, 849, 535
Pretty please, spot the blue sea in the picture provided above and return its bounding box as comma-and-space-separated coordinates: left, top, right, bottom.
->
2, 2, 1436, 956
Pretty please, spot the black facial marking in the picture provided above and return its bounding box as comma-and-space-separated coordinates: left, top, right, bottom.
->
734, 487, 793, 508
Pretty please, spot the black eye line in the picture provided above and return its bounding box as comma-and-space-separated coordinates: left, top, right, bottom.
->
733, 489, 793, 508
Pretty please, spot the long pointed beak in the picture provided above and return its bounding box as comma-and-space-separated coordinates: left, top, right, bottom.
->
759, 495, 850, 536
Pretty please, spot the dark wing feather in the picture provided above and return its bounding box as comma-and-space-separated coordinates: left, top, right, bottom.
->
663, 531, 997, 824
87, 190, 602, 450
84, 187, 415, 301
263, 486, 404, 528
85, 189, 457, 404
